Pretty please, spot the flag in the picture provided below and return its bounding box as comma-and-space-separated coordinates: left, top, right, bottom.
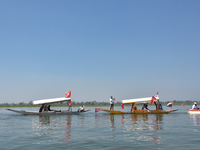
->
150, 96, 156, 105
69, 100, 73, 107
65, 91, 71, 98
95, 108, 104, 112
121, 103, 124, 109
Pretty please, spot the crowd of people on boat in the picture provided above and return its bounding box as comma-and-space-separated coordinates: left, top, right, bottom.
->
39, 103, 86, 113
39, 104, 62, 113
109, 95, 164, 112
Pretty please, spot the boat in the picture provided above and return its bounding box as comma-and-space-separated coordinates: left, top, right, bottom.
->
188, 109, 200, 114
188, 102, 200, 114
6, 91, 90, 115
95, 92, 178, 114
5, 108, 91, 115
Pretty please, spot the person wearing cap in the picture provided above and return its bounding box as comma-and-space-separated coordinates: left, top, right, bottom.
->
192, 102, 199, 110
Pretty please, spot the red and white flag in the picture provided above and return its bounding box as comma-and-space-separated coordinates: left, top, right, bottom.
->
95, 108, 104, 112
65, 91, 71, 98
150, 96, 157, 105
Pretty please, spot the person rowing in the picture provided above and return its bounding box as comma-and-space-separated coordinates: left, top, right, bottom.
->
78, 105, 85, 112
192, 102, 199, 110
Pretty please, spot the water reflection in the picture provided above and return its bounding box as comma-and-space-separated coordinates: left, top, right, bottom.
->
31, 115, 73, 145
38, 116, 50, 125
189, 114, 200, 132
110, 114, 115, 130
78, 115, 85, 127
64, 115, 72, 143
120, 114, 163, 144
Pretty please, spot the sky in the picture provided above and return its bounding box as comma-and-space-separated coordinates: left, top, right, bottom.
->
0, 0, 200, 104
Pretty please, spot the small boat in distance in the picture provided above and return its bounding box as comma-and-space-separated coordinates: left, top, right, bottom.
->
95, 92, 178, 114
6, 91, 90, 115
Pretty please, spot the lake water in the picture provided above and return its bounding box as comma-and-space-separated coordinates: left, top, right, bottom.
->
1, 105, 200, 150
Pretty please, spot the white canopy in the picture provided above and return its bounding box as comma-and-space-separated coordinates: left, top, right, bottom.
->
122, 96, 159, 104
33, 97, 71, 105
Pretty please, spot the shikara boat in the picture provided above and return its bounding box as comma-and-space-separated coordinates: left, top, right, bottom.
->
188, 109, 200, 114
95, 92, 178, 114
5, 108, 90, 115
6, 91, 90, 115
101, 109, 178, 114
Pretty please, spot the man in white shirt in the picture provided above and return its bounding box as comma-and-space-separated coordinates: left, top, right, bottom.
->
78, 105, 85, 112
192, 102, 199, 110
110, 96, 115, 110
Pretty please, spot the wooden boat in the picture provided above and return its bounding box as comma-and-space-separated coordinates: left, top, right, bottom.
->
101, 109, 178, 114
5, 108, 90, 115
95, 92, 178, 114
6, 91, 90, 115
188, 109, 200, 114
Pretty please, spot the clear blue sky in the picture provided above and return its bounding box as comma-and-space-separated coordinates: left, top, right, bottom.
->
0, 0, 200, 103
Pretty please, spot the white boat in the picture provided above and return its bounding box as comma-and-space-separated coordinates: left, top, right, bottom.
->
6, 91, 90, 115
188, 109, 200, 114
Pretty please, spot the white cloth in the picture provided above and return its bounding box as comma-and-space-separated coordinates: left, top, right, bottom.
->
192, 105, 198, 109
110, 98, 115, 104
79, 106, 85, 111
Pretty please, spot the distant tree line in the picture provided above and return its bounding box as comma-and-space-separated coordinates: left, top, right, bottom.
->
0, 100, 198, 107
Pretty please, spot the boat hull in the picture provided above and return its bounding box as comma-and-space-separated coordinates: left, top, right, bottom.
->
103, 109, 178, 114
6, 108, 90, 115
188, 109, 200, 114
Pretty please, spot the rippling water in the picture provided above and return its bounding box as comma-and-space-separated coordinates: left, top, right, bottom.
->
1, 106, 200, 150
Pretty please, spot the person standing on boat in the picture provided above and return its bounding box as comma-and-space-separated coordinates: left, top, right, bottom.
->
110, 96, 115, 110
192, 102, 199, 110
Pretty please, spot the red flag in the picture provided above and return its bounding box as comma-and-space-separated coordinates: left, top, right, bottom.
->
150, 96, 156, 105
121, 103, 124, 109
95, 108, 104, 112
65, 91, 71, 98
69, 100, 73, 107
171, 102, 173, 104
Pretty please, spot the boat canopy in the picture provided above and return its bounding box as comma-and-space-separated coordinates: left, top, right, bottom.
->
122, 96, 159, 104
33, 97, 71, 105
